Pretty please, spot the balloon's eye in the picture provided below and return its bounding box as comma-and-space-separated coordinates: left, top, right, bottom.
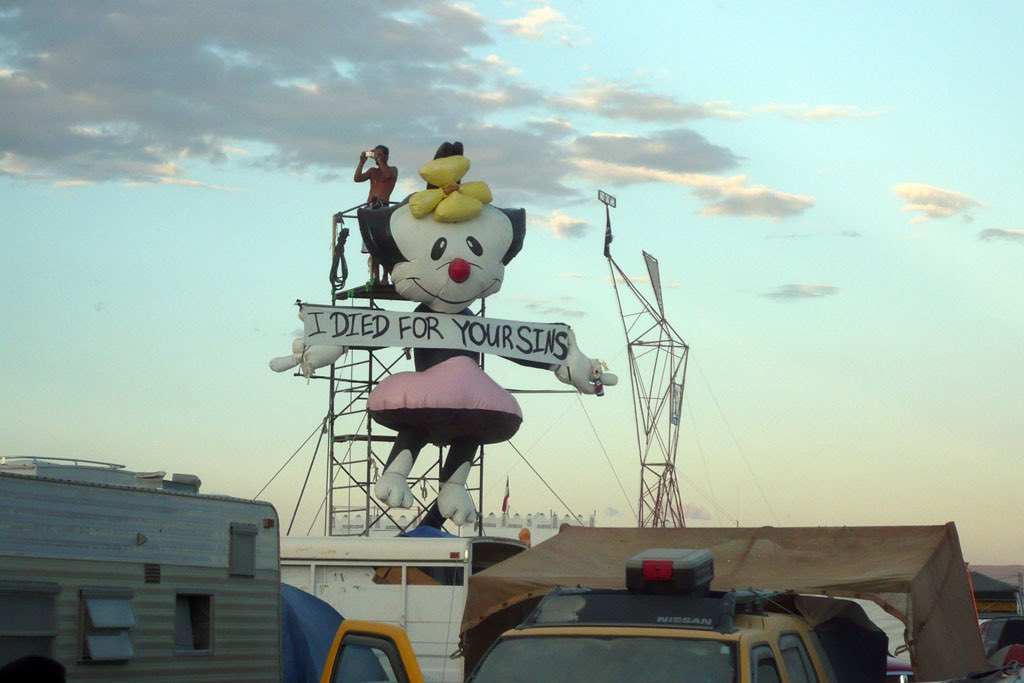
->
431, 237, 447, 261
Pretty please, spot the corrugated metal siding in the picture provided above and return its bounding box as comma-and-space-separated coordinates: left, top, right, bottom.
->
0, 474, 281, 682
1, 557, 281, 682
0, 474, 278, 569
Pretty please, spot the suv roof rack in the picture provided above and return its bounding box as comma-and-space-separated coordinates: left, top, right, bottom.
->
521, 586, 779, 634
519, 549, 785, 634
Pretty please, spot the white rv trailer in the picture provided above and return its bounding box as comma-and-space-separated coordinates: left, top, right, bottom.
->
0, 459, 281, 682
280, 534, 525, 683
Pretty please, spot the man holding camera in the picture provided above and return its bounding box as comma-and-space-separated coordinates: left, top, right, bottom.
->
353, 145, 398, 284
354, 145, 398, 209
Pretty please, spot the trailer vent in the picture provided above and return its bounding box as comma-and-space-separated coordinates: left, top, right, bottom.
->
144, 564, 161, 584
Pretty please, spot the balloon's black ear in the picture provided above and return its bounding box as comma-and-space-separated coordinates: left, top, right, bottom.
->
433, 141, 464, 159
498, 208, 526, 265
358, 200, 408, 270
427, 141, 466, 189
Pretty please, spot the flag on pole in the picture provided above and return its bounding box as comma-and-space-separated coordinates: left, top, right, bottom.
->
501, 477, 510, 513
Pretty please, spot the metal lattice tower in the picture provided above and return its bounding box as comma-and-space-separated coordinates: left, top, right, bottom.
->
601, 192, 690, 528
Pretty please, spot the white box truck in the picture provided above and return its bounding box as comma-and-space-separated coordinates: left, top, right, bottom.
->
280, 534, 525, 683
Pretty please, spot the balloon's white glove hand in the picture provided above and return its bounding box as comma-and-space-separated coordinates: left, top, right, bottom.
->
553, 329, 618, 395
269, 338, 345, 378
269, 310, 346, 378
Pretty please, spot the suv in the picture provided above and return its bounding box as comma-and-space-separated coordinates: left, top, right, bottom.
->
321, 549, 887, 683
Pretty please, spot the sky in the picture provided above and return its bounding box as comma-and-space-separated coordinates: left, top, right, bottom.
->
2, 1, 1021, 564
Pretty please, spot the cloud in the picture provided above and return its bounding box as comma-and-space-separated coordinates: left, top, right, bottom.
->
575, 155, 814, 221
443, 123, 581, 200
520, 298, 588, 318
0, 2, 500, 184
526, 118, 576, 138
125, 175, 234, 191
892, 183, 981, 224
612, 272, 647, 285
695, 178, 815, 221
545, 210, 591, 239
551, 80, 742, 122
571, 136, 813, 222
767, 229, 862, 240
757, 104, 887, 121
1, 1, 631, 199
0, 151, 49, 180
0, 1, 789, 213
556, 87, 885, 125
978, 228, 1024, 244
482, 53, 521, 77
499, 5, 572, 40
764, 284, 839, 300
507, 295, 589, 319
571, 129, 742, 174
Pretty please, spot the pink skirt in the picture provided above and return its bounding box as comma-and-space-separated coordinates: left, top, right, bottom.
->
368, 356, 523, 444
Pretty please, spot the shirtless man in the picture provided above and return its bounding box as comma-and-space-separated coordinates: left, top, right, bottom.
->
354, 145, 398, 208
353, 145, 398, 284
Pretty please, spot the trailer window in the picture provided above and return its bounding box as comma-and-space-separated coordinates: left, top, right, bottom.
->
229, 522, 258, 577
80, 588, 136, 662
411, 566, 463, 586
373, 565, 463, 586
0, 581, 59, 667
175, 593, 213, 654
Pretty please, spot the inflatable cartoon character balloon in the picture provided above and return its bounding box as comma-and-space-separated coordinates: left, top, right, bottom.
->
272, 142, 616, 527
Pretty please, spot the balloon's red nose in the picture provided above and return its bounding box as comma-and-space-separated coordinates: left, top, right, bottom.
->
448, 258, 471, 283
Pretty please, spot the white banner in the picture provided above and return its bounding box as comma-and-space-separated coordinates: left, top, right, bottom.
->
301, 304, 571, 365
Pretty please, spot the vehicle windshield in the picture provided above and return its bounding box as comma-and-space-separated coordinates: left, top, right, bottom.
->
468, 635, 737, 683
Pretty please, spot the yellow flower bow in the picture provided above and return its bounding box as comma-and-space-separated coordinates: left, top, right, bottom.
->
409, 155, 493, 223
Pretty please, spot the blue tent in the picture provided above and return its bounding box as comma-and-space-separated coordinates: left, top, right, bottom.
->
400, 524, 458, 538
280, 528, 456, 681
281, 584, 391, 683
281, 584, 342, 683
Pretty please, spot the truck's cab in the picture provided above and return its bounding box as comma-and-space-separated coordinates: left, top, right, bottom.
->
321, 620, 426, 683
321, 548, 888, 683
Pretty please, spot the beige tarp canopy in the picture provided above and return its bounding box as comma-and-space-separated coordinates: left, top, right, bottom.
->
461, 524, 986, 680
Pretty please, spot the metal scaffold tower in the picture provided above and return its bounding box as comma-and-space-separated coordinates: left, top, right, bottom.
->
600, 191, 690, 528
306, 206, 485, 536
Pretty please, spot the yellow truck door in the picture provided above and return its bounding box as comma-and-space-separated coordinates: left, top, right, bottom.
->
320, 620, 425, 683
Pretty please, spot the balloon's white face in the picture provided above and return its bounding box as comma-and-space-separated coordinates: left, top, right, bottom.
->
389, 204, 514, 313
